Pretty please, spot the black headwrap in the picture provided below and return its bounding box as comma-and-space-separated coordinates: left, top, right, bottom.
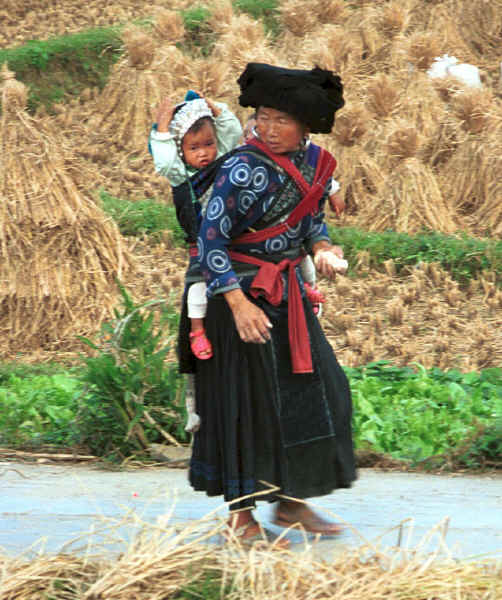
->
237, 63, 344, 134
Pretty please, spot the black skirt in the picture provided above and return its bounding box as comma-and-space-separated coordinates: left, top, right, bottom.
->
184, 291, 357, 509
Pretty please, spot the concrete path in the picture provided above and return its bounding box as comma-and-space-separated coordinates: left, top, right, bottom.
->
1, 461, 501, 561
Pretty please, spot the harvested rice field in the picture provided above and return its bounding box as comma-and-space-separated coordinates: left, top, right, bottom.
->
1, 1, 501, 596
1, 0, 501, 367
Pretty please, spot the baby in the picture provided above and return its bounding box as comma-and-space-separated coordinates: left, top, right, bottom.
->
150, 91, 243, 361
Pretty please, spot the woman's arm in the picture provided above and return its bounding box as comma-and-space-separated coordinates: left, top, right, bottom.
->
197, 154, 273, 343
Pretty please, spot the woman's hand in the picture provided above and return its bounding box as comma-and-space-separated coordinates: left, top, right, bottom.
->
312, 241, 348, 279
224, 289, 272, 344
155, 97, 175, 132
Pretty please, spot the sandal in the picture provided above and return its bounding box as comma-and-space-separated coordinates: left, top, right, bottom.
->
274, 509, 343, 536
222, 521, 290, 549
190, 329, 213, 360
304, 283, 325, 316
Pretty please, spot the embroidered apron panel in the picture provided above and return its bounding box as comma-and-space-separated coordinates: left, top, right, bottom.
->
266, 301, 335, 448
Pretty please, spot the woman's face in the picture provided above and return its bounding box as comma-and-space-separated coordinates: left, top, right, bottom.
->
255, 107, 306, 154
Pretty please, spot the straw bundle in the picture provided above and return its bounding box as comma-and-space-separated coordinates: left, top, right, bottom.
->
208, 0, 235, 34
406, 31, 444, 71
377, 0, 412, 39
343, 3, 407, 74
420, 5, 477, 65
91, 30, 167, 153
153, 43, 192, 95
391, 72, 457, 168
326, 104, 385, 214
451, 87, 497, 135
333, 104, 370, 147
365, 73, 403, 119
357, 122, 458, 233
310, 0, 348, 25
278, 0, 319, 36
300, 25, 364, 79
453, 0, 502, 64
152, 8, 185, 44
441, 125, 502, 235
212, 14, 276, 77
191, 57, 232, 98
0, 72, 133, 355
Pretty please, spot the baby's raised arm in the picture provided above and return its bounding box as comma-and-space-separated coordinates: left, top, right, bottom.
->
155, 97, 175, 132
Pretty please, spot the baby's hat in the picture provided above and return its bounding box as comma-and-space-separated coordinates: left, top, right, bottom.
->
169, 91, 213, 143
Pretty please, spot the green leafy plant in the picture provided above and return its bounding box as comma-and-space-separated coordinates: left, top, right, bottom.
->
347, 362, 501, 467
0, 373, 80, 447
76, 284, 186, 461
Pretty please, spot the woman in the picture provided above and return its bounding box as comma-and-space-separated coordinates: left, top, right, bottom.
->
180, 63, 357, 545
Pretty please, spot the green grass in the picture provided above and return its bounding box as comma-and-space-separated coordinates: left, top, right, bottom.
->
0, 28, 122, 113
233, 0, 281, 36
98, 189, 185, 245
97, 193, 502, 284
329, 226, 502, 286
179, 5, 216, 55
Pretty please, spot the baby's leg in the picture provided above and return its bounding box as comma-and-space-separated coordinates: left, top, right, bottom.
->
300, 255, 316, 287
187, 281, 208, 328
300, 255, 325, 316
184, 373, 201, 433
187, 282, 213, 359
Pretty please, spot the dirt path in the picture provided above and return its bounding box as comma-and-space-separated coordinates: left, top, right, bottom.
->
1, 461, 501, 560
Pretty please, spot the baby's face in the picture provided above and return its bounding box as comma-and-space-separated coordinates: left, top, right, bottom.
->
182, 121, 217, 169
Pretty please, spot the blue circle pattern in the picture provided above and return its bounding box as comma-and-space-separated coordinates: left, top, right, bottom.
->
265, 235, 288, 253
206, 196, 225, 220
207, 249, 231, 274
238, 189, 257, 213
285, 222, 302, 238
309, 221, 325, 237
196, 236, 204, 262
222, 155, 240, 169
229, 163, 252, 187
220, 215, 232, 238
251, 166, 269, 192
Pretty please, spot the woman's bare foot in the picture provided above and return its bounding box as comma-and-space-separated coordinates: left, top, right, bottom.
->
274, 500, 343, 535
225, 510, 290, 548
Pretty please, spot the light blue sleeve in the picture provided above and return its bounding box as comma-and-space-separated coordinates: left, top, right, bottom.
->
213, 102, 244, 156
148, 127, 188, 187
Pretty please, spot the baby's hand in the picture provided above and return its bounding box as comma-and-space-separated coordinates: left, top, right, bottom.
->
204, 97, 221, 118
155, 97, 175, 132
329, 191, 345, 217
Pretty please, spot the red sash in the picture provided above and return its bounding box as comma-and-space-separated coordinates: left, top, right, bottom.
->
229, 140, 336, 374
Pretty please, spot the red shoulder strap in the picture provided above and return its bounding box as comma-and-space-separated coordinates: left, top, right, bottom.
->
234, 139, 336, 244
